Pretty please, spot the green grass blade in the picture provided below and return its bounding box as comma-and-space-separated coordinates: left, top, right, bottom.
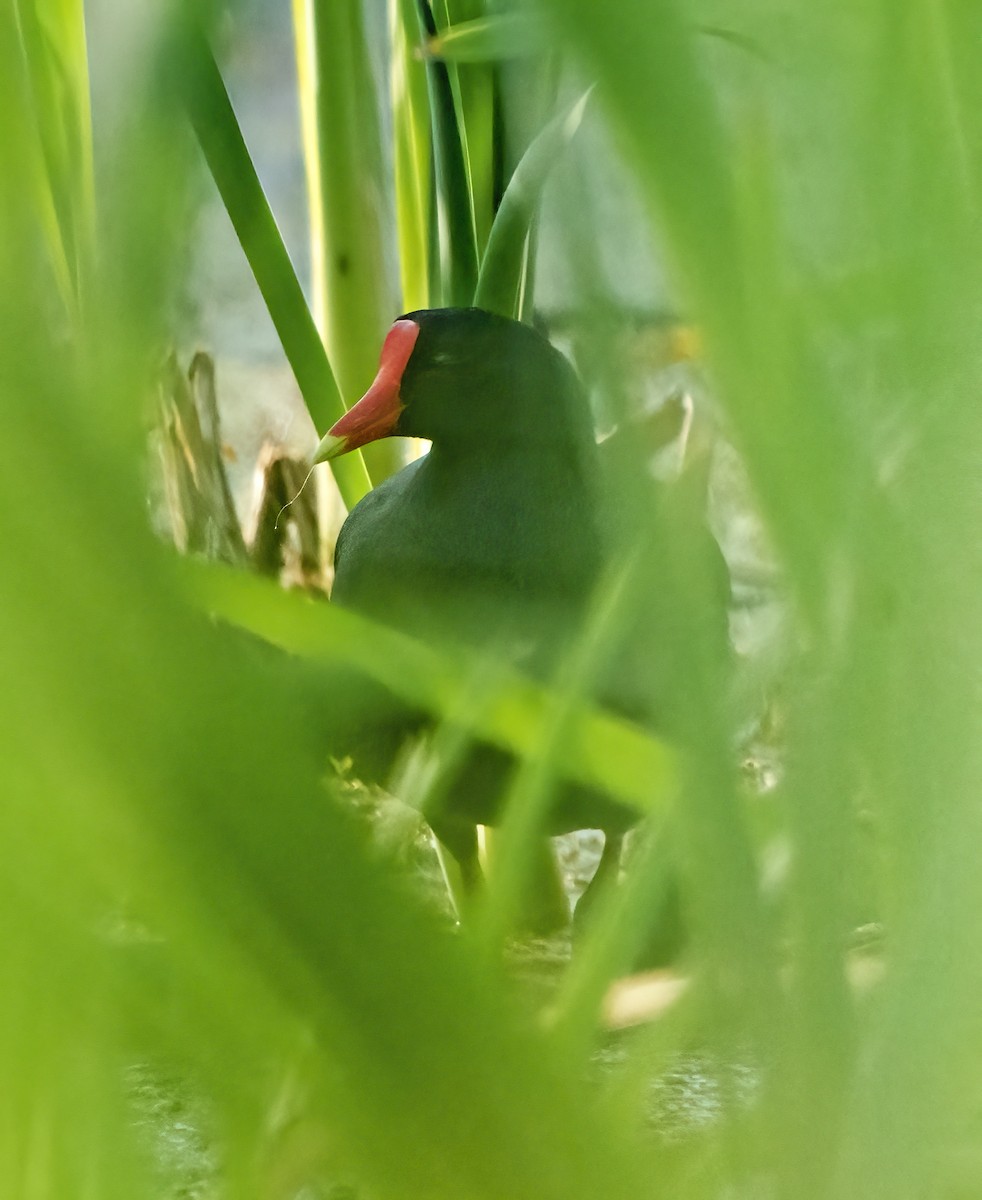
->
474, 88, 589, 318
292, 0, 403, 483
178, 10, 370, 509
473, 549, 657, 950
415, 0, 479, 305
391, 0, 432, 310
13, 0, 94, 319
434, 1, 496, 252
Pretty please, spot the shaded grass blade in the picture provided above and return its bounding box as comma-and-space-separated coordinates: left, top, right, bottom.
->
433, 0, 496, 253
415, 0, 479, 305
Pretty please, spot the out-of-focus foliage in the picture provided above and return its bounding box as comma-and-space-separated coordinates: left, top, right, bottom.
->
5, 1, 982, 1198
536, 2, 982, 1197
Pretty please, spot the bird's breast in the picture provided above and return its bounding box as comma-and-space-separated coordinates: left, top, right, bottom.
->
332, 451, 602, 659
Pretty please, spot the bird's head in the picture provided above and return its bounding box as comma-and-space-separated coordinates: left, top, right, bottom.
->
313, 307, 591, 462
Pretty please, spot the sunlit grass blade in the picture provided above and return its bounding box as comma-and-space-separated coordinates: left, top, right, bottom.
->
391, 0, 432, 310
13, 0, 94, 318
474, 88, 590, 318
292, 0, 404, 483
177, 10, 370, 509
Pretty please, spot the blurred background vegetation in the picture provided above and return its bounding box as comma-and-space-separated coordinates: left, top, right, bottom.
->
5, 0, 982, 1197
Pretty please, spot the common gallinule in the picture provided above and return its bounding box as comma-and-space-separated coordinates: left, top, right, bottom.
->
318, 307, 726, 923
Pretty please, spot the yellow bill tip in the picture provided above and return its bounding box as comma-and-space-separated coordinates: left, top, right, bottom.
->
311, 432, 348, 464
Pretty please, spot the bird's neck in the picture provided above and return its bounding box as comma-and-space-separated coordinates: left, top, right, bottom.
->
424, 433, 598, 502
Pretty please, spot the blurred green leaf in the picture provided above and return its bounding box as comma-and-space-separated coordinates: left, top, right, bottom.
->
181, 556, 679, 818
9, 0, 982, 1194
424, 11, 544, 62
13, 0, 94, 317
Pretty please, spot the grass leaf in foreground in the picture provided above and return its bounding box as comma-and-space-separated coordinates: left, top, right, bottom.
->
181, 557, 679, 818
